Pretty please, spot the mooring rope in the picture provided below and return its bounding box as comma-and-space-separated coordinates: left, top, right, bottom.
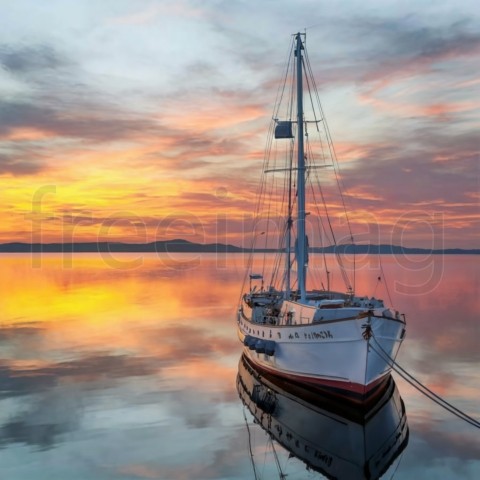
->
370, 336, 480, 429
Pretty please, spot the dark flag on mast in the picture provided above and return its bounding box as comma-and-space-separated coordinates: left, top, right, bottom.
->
275, 120, 294, 139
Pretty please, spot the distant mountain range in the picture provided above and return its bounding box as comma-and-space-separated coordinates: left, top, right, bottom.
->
0, 239, 478, 254
0, 239, 243, 253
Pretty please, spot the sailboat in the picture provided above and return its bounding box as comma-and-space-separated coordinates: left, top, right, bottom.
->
237, 354, 409, 479
236, 33, 406, 401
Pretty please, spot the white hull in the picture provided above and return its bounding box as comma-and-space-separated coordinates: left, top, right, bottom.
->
237, 305, 405, 397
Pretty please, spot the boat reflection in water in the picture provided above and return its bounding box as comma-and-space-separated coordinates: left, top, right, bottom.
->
237, 354, 409, 480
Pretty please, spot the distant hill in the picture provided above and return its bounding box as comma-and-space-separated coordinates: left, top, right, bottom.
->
0, 240, 478, 254
0, 239, 244, 253
311, 244, 480, 255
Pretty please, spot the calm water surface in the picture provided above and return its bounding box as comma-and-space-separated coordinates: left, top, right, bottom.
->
0, 252, 479, 479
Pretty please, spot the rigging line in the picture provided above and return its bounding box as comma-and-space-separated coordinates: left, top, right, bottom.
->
304, 49, 354, 239
272, 155, 291, 287
271, 221, 288, 288
261, 432, 270, 479
261, 140, 282, 281
288, 45, 295, 121
301, 91, 336, 257
243, 407, 261, 480
306, 174, 331, 289
314, 164, 336, 243
266, 41, 295, 288
238, 203, 268, 307
302, 56, 326, 145
305, 132, 351, 291
304, 46, 357, 291
305, 58, 340, 245
308, 158, 333, 245
387, 451, 405, 480
305, 51, 340, 174
269, 154, 289, 288
303, 58, 318, 124
353, 242, 356, 295
239, 116, 276, 305
309, 160, 352, 290
285, 138, 295, 294
305, 138, 332, 288
269, 435, 288, 479
378, 253, 394, 307
272, 39, 295, 122
370, 337, 480, 429
239, 169, 275, 301
254, 41, 294, 276
272, 141, 296, 292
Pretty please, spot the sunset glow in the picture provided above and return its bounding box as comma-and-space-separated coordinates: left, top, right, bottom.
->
0, 1, 478, 249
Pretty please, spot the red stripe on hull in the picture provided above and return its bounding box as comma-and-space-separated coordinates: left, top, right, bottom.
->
243, 353, 390, 404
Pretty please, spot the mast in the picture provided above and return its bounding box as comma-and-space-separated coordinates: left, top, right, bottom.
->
285, 167, 292, 299
295, 33, 307, 301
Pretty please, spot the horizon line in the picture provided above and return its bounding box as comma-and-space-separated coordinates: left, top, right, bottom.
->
0, 240, 478, 254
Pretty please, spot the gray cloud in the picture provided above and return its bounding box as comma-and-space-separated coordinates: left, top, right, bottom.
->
0, 153, 44, 175
0, 42, 163, 159
354, 16, 480, 60
341, 129, 479, 206
0, 44, 69, 74
0, 99, 159, 141
291, 15, 480, 89
0, 95, 163, 176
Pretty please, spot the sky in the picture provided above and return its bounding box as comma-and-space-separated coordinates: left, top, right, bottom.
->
0, 0, 479, 249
